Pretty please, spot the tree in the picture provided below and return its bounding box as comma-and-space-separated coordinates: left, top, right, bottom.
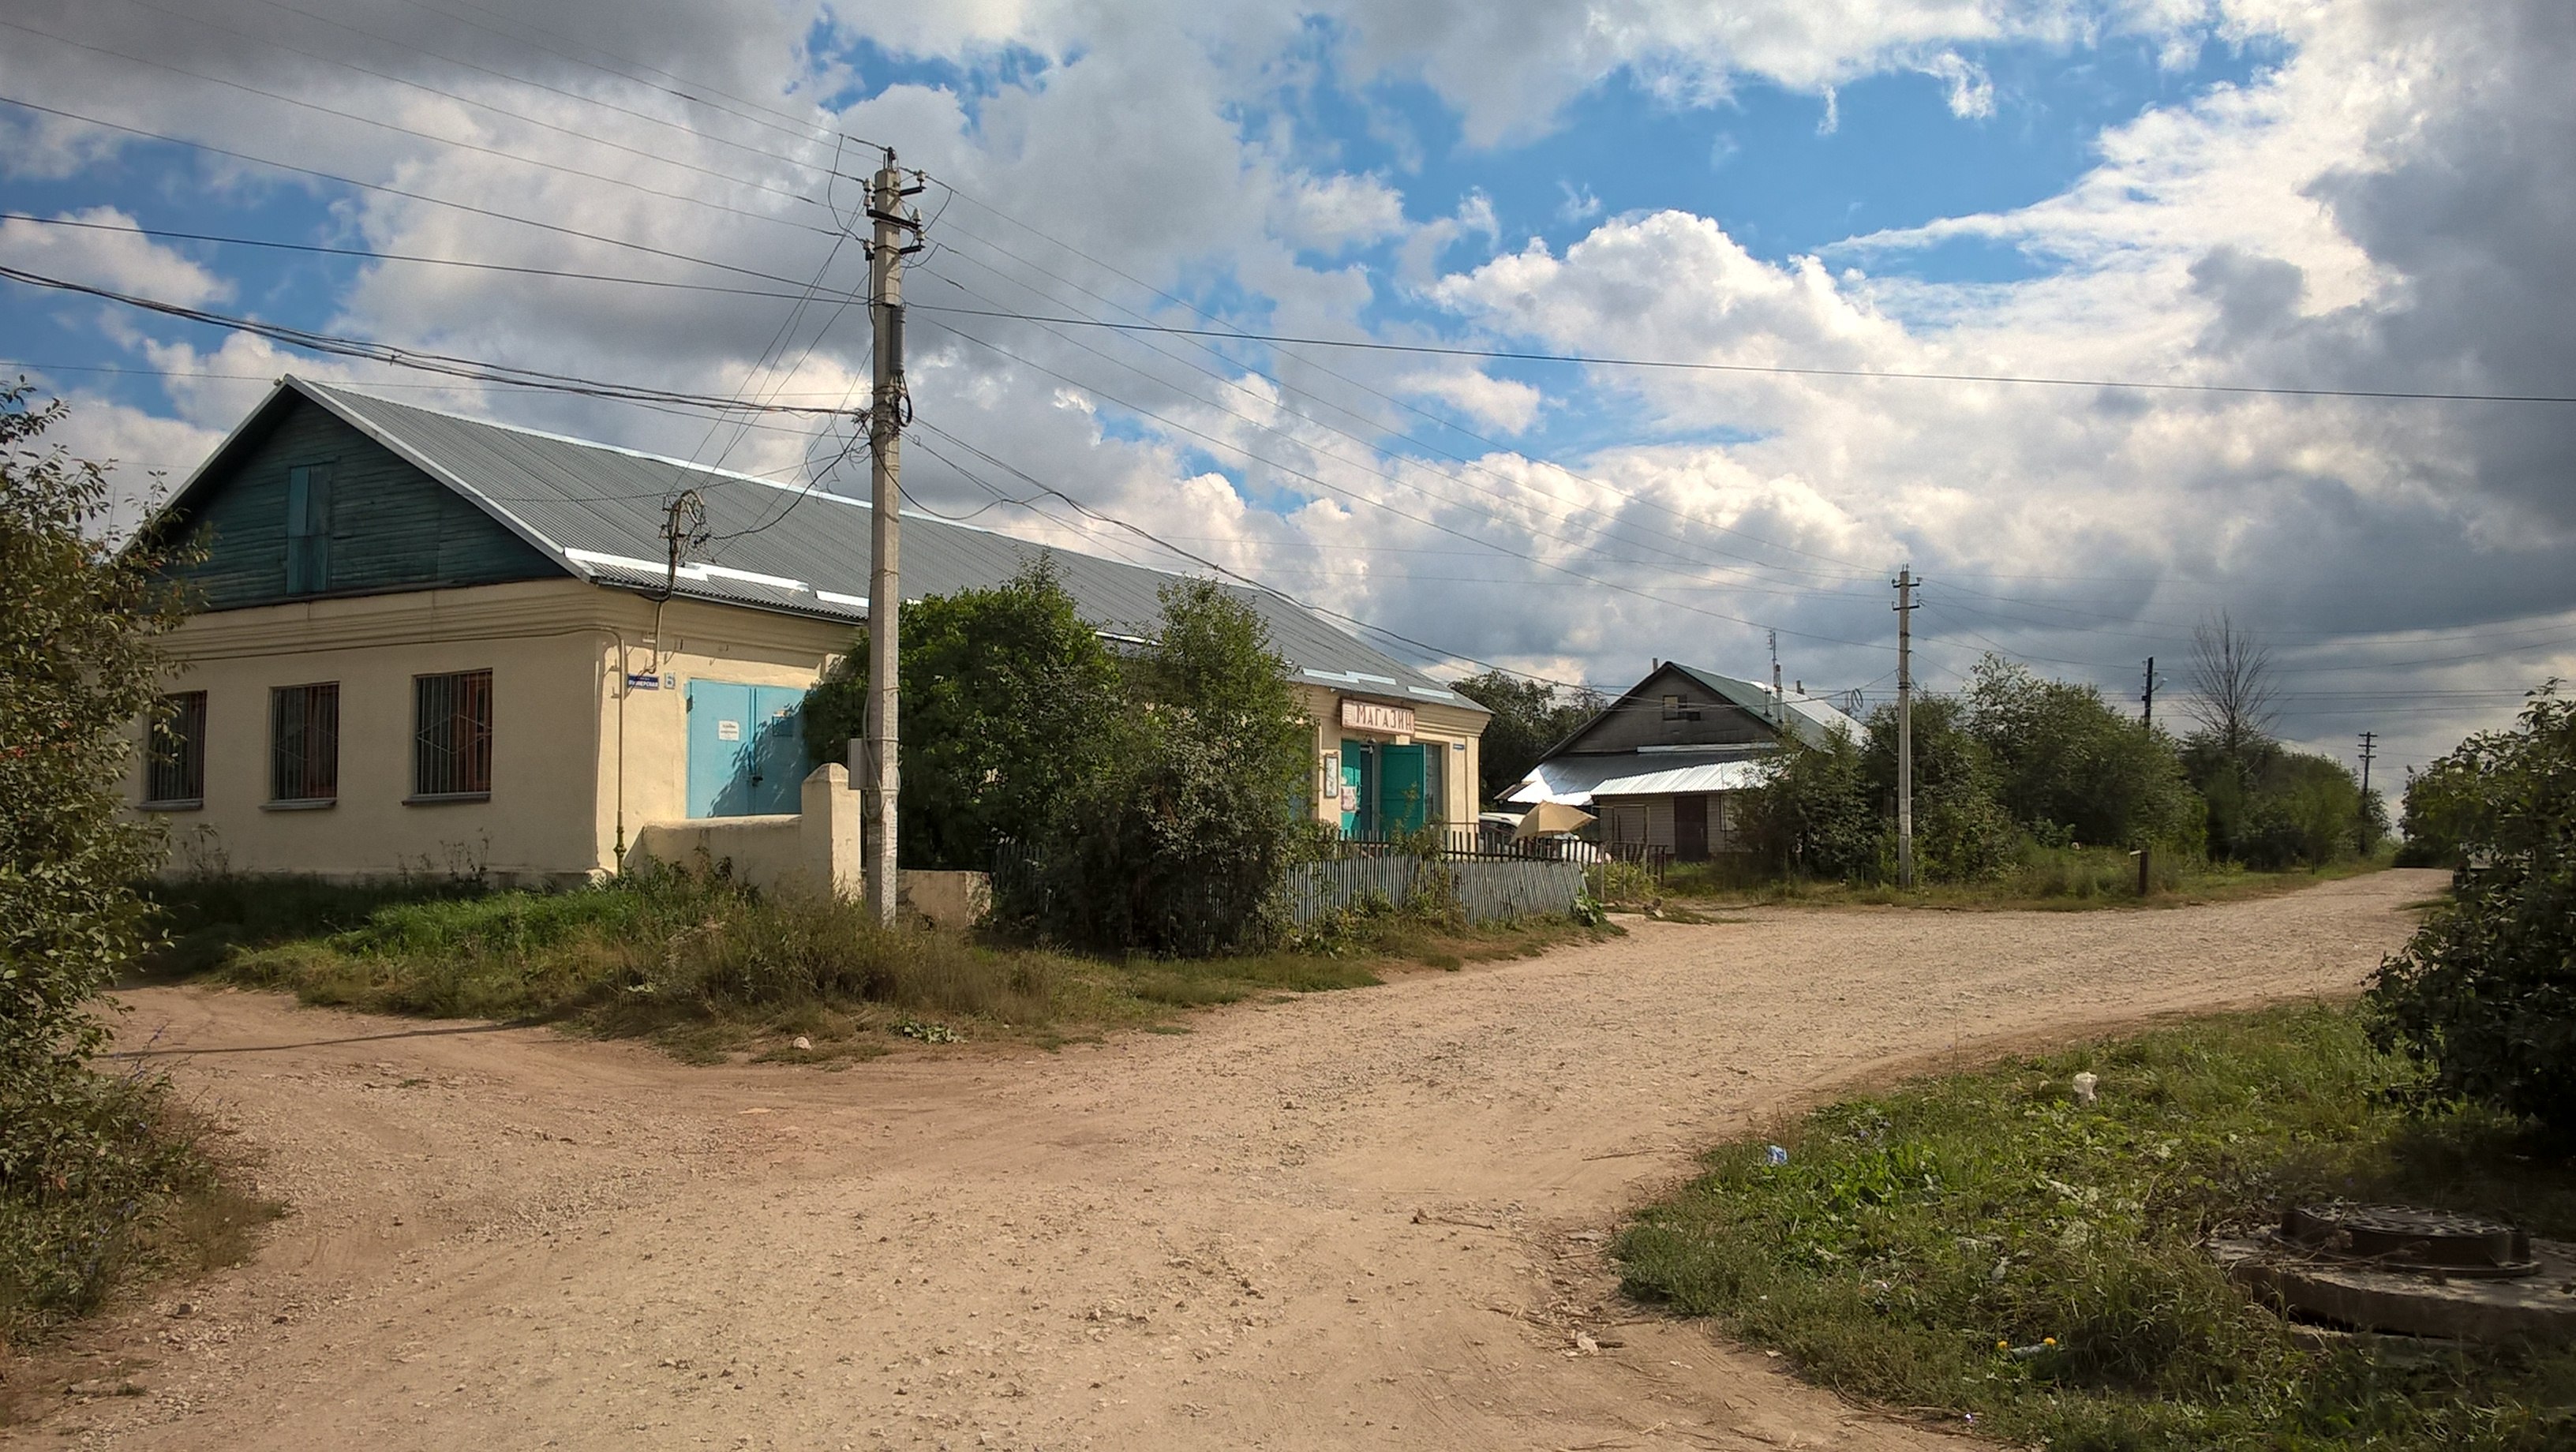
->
803, 558, 1124, 871
2, 391, 188, 1096
2367, 685, 2576, 1138
2181, 736, 2368, 868
2185, 611, 2278, 762
1019, 579, 1314, 955
2, 384, 189, 1115
1963, 656, 2202, 851
1450, 672, 1602, 805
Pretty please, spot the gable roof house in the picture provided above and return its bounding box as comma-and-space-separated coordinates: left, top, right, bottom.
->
130, 376, 1485, 888
1504, 661, 1858, 859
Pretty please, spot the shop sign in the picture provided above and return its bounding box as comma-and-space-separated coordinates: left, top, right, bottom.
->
1339, 698, 1415, 735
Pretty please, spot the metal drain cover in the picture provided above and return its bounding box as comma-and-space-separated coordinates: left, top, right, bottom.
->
2278, 1202, 2537, 1278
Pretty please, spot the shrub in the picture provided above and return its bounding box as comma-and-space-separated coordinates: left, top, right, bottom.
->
1964, 656, 2203, 852
1013, 580, 1315, 955
803, 557, 1123, 870
2185, 737, 2372, 870
2367, 685, 2576, 1138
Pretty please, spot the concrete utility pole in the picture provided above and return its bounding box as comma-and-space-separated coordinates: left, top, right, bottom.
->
1768, 629, 1784, 733
1893, 565, 1916, 890
856, 149, 922, 924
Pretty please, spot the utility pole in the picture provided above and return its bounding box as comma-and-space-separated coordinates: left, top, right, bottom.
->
2357, 732, 2377, 797
856, 148, 922, 924
2141, 657, 2155, 728
1768, 629, 1784, 734
1893, 565, 1916, 890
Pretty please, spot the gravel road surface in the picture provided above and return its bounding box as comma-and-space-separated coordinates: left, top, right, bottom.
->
6, 869, 2436, 1450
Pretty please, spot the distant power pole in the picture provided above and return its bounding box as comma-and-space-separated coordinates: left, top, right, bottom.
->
2357, 732, 2378, 797
857, 149, 923, 924
1893, 565, 1916, 890
2141, 656, 2155, 728
1769, 629, 1784, 732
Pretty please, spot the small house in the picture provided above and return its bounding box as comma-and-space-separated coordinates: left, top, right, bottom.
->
1503, 661, 1859, 859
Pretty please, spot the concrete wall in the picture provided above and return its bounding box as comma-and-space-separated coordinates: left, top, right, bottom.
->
134, 578, 854, 883
134, 578, 1488, 884
625, 763, 861, 897
137, 578, 616, 884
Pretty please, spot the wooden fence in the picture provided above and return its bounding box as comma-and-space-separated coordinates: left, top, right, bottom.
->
1286, 855, 1585, 925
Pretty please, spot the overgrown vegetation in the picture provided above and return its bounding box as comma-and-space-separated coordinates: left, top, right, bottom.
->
806, 564, 1320, 955
150, 865, 1599, 1060
2369, 684, 2576, 1140
2, 385, 253, 1345
802, 557, 1122, 872
1617, 1005, 2576, 1451
1735, 639, 2378, 893
999, 578, 1317, 955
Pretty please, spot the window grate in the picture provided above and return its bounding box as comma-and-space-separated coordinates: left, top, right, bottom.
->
269, 683, 339, 803
146, 690, 207, 805
414, 669, 492, 798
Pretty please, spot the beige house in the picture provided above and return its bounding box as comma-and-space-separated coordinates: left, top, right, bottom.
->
130, 377, 1484, 887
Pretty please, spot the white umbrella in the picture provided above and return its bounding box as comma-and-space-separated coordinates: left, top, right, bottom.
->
1514, 801, 1596, 840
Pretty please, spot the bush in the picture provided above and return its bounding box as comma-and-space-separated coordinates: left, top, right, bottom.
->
1965, 657, 2203, 853
2185, 737, 2373, 870
2367, 686, 2576, 1139
803, 557, 1123, 870
1009, 579, 1314, 956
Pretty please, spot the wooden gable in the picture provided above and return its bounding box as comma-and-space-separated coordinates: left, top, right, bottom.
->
1552, 663, 1780, 755
160, 392, 560, 611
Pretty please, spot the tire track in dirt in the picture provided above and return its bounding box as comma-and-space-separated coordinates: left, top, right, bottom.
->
8, 870, 2437, 1450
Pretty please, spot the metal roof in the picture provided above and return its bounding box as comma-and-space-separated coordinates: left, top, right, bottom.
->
1666, 664, 1861, 748
264, 378, 1478, 713
1505, 747, 1773, 806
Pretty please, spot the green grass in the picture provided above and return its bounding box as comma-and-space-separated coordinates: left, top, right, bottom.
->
2, 1067, 279, 1358
1664, 848, 2395, 913
143, 868, 1605, 1060
1616, 1005, 2576, 1451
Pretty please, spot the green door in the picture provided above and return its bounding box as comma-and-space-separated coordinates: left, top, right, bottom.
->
1378, 744, 1430, 836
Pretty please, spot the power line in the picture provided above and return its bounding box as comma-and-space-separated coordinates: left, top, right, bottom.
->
910, 310, 1892, 652
900, 299, 2576, 406
0, 263, 852, 417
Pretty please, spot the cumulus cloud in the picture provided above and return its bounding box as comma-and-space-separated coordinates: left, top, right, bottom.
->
4, 0, 2569, 769
0, 208, 232, 307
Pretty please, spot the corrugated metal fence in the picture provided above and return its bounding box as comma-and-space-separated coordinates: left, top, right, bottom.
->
1286, 855, 1584, 925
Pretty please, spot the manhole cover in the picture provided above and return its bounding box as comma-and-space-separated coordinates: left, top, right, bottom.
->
2277, 1202, 2537, 1278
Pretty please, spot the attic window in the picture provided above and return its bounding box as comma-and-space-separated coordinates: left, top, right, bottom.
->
1662, 694, 1699, 722
285, 462, 335, 595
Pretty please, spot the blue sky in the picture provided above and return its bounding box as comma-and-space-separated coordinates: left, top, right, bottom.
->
1, 0, 2569, 771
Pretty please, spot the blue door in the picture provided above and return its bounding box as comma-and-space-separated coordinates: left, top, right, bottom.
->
686, 681, 807, 818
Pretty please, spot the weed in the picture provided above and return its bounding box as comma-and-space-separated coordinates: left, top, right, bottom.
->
1616, 1005, 2576, 1450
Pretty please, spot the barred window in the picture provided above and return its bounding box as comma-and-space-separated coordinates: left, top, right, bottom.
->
268, 682, 339, 804
413, 669, 492, 799
145, 690, 207, 806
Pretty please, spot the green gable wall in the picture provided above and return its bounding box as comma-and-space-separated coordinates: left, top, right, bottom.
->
170, 396, 561, 610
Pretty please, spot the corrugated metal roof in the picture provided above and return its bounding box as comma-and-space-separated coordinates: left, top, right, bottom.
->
1667, 663, 1860, 747
285, 378, 1480, 713
1505, 747, 1773, 805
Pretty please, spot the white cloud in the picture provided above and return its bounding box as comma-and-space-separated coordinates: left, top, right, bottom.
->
4, 0, 2567, 770
0, 208, 233, 307
1557, 181, 1602, 222
1398, 369, 1544, 433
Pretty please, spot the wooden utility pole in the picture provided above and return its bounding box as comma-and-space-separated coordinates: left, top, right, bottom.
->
857, 149, 921, 924
1769, 629, 1784, 733
2358, 732, 2377, 797
2141, 657, 2155, 727
1893, 565, 1916, 890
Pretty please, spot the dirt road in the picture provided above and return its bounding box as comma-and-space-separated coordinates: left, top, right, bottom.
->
10, 870, 2436, 1450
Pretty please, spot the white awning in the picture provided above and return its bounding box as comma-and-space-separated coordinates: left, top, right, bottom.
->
1505, 752, 1771, 806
